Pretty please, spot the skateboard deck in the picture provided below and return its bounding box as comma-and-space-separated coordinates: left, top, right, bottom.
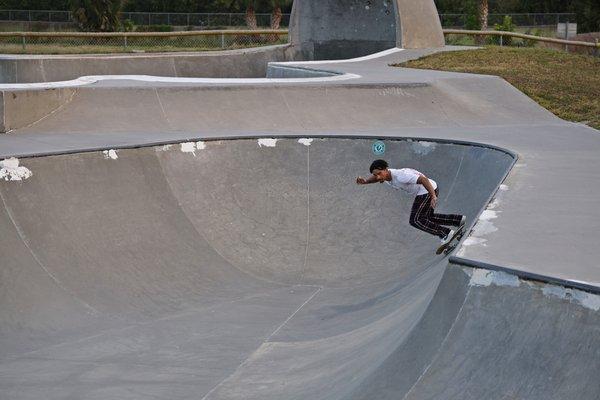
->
436, 225, 465, 255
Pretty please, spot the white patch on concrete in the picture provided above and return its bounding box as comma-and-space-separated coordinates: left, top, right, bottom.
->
298, 138, 313, 146
456, 236, 487, 256
258, 138, 278, 148
180, 141, 206, 155
469, 269, 520, 288
542, 285, 600, 311
410, 141, 436, 156
156, 144, 173, 152
379, 87, 417, 97
272, 47, 402, 66
499, 184, 509, 191
0, 69, 365, 90
479, 210, 498, 221
102, 149, 118, 160
456, 237, 487, 256
576, 292, 600, 311
487, 198, 500, 210
462, 236, 487, 246
0, 158, 32, 181
471, 219, 497, 236
181, 142, 196, 153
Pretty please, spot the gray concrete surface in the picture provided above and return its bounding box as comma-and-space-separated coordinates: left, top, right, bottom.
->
0, 43, 599, 400
2, 47, 597, 287
4, 138, 596, 400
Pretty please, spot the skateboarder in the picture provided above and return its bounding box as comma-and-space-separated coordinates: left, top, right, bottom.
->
356, 159, 465, 246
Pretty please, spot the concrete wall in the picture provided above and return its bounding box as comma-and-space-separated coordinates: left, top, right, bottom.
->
288, 0, 397, 60
0, 44, 294, 84
0, 87, 76, 133
396, 0, 445, 48
289, 0, 445, 60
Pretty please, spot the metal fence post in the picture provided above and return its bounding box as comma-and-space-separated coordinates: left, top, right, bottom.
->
28, 10, 31, 22
500, 35, 503, 47
22, 35, 26, 50
565, 20, 569, 52
124, 35, 128, 49
221, 33, 225, 49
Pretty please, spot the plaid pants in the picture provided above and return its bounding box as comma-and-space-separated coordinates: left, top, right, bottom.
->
409, 189, 462, 238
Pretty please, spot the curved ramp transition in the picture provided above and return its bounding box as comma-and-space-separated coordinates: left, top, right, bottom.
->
1, 138, 598, 399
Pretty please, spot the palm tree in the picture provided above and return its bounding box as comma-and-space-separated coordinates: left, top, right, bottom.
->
270, 0, 291, 30
71, 0, 124, 32
478, 0, 489, 31
476, 0, 489, 44
228, 0, 258, 29
266, 0, 291, 42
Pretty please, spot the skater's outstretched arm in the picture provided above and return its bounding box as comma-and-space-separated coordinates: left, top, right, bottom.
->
356, 175, 380, 185
417, 175, 438, 207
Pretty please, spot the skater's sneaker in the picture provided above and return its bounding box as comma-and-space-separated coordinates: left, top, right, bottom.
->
441, 230, 455, 246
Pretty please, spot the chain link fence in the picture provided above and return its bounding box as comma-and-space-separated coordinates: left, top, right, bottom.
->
440, 13, 576, 28
0, 30, 288, 54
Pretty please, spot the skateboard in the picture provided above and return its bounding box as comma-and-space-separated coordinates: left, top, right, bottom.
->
435, 225, 465, 255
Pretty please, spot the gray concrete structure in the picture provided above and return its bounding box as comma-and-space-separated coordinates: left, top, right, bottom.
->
0, 45, 294, 84
0, 46, 599, 399
289, 0, 444, 59
288, 0, 397, 59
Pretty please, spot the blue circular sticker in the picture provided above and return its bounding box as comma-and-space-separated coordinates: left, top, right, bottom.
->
372, 140, 386, 155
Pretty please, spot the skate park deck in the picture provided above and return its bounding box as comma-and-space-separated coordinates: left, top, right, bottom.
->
0, 47, 599, 399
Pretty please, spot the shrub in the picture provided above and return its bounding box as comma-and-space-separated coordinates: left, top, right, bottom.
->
122, 19, 135, 32
522, 28, 542, 47
464, 0, 480, 30
487, 15, 515, 46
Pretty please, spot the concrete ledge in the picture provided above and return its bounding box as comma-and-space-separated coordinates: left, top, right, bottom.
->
450, 256, 600, 295
0, 87, 75, 133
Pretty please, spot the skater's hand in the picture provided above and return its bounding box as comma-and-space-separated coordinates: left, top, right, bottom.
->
430, 195, 438, 208
356, 177, 367, 185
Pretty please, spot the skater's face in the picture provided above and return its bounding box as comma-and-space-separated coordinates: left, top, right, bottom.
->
372, 168, 390, 182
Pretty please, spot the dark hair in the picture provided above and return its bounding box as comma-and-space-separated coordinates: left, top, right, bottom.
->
370, 159, 388, 173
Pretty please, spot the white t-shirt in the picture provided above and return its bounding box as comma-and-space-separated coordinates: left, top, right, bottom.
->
385, 168, 437, 196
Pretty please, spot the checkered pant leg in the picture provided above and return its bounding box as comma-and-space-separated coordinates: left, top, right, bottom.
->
409, 189, 461, 239
425, 207, 463, 227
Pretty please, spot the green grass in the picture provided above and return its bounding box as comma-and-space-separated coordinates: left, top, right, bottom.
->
396, 46, 600, 129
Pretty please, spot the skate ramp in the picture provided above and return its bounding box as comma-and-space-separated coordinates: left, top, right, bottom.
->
2, 137, 597, 399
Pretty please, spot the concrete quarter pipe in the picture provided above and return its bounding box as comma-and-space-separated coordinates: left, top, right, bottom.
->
1, 138, 598, 399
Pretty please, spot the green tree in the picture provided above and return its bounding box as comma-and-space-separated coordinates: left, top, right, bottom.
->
71, 0, 123, 31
